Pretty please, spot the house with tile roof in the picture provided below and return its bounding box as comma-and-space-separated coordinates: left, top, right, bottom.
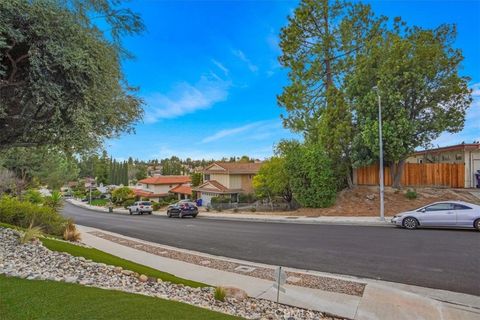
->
192, 162, 262, 206
132, 175, 191, 201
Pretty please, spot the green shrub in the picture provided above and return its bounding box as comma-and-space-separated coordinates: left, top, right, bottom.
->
214, 287, 226, 302
90, 199, 108, 206
90, 190, 102, 198
211, 196, 230, 204
405, 189, 418, 200
112, 187, 135, 205
122, 199, 135, 209
152, 202, 161, 211
283, 141, 337, 208
238, 193, 256, 203
43, 191, 63, 211
232, 208, 239, 213
250, 207, 256, 212
73, 190, 86, 199
0, 196, 66, 236
23, 189, 43, 204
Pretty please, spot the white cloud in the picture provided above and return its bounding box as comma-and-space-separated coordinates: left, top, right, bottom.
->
148, 143, 274, 161
143, 76, 230, 123
232, 49, 258, 73
211, 59, 229, 76
201, 121, 264, 143
201, 120, 284, 144
471, 82, 480, 98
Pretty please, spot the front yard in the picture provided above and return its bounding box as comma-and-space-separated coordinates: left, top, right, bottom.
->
0, 276, 239, 320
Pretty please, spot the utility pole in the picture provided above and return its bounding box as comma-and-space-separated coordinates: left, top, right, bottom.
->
375, 87, 385, 221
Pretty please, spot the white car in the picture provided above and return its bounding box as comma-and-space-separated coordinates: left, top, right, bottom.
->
391, 201, 480, 230
128, 201, 153, 215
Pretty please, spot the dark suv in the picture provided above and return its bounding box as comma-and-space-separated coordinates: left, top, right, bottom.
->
167, 202, 198, 218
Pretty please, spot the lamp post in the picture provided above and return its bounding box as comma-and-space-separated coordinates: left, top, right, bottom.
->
373, 86, 385, 221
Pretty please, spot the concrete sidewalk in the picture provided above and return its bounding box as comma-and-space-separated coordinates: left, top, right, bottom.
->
77, 225, 480, 320
66, 198, 393, 227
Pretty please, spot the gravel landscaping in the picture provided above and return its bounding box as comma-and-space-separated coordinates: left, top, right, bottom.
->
0, 227, 342, 320
90, 230, 365, 297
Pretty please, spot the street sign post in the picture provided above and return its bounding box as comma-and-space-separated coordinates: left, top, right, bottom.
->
273, 266, 286, 304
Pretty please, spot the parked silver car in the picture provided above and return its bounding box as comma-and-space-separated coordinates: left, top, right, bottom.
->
128, 201, 153, 215
391, 201, 480, 230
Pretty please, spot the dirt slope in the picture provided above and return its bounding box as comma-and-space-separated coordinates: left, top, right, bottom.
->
250, 186, 480, 217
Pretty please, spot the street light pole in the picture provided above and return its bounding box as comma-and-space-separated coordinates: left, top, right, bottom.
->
377, 91, 385, 221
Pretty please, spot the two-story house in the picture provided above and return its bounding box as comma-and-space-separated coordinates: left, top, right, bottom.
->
132, 175, 191, 201
193, 162, 262, 205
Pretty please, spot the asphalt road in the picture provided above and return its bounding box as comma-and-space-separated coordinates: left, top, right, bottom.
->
62, 202, 480, 296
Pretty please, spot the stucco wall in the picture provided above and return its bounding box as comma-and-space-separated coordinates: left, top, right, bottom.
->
210, 173, 229, 187
240, 174, 254, 193
140, 183, 173, 194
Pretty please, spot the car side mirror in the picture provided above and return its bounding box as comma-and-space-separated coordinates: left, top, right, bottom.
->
420, 208, 426, 213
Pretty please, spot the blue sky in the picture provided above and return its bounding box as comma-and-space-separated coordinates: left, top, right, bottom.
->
107, 0, 480, 161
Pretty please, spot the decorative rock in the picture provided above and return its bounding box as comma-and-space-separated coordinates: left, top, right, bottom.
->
121, 270, 133, 276
366, 194, 376, 201
221, 286, 249, 302
0, 227, 333, 320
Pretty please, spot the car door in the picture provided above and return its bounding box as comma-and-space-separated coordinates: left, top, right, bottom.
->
420, 203, 456, 227
453, 204, 476, 227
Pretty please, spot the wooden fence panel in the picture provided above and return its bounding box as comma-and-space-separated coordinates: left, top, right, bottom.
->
356, 163, 465, 188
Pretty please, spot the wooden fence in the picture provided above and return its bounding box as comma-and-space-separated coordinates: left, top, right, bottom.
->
355, 163, 465, 188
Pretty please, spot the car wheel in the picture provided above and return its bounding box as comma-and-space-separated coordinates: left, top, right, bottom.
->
192, 214, 197, 218
167, 211, 172, 218
129, 209, 132, 215
403, 217, 419, 230
474, 219, 480, 231
148, 212, 152, 215
140, 212, 144, 215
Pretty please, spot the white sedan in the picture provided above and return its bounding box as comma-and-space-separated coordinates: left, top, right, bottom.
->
391, 201, 480, 230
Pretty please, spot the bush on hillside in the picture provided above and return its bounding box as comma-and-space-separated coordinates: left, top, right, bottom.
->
0, 196, 66, 235
405, 189, 418, 200
23, 189, 43, 204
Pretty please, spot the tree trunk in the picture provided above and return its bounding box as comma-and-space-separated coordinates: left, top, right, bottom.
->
346, 169, 353, 189
390, 160, 405, 189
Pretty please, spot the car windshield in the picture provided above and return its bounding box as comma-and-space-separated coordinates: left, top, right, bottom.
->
141, 202, 151, 205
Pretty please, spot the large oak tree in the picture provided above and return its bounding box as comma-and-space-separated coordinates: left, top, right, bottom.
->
0, 0, 144, 152
347, 20, 472, 188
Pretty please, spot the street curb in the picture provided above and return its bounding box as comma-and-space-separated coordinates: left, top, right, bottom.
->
197, 215, 395, 227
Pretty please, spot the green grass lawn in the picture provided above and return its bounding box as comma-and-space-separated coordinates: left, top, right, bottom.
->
40, 237, 207, 288
0, 276, 240, 320
89, 198, 109, 206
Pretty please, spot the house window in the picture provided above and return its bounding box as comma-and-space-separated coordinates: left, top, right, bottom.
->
442, 154, 450, 161
146, 184, 150, 189
456, 153, 463, 161
418, 159, 423, 164
204, 174, 210, 181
